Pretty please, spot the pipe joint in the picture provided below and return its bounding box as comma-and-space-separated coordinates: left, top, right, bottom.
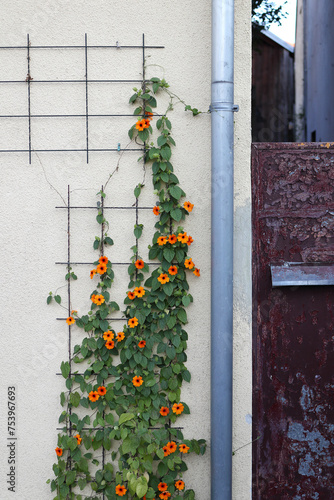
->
210, 102, 239, 113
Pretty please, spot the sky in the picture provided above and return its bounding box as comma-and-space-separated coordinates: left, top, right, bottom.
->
268, 0, 297, 45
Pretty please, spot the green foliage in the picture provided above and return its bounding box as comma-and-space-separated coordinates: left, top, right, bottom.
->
49, 76, 205, 499
252, 0, 287, 31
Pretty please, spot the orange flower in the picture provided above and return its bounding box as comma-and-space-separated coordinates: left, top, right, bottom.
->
91, 294, 96, 303
105, 340, 115, 350
132, 375, 143, 387
183, 201, 194, 212
88, 391, 99, 402
175, 480, 185, 491
116, 331, 125, 341
74, 434, 82, 445
71, 310, 78, 315
135, 259, 145, 269
193, 268, 200, 277
66, 316, 75, 325
157, 235, 167, 246
178, 232, 189, 244
158, 482, 168, 492
103, 330, 114, 341
115, 484, 127, 496
160, 406, 170, 416
145, 111, 154, 120
135, 120, 145, 132
143, 118, 151, 128
184, 258, 195, 270
158, 273, 169, 284
134, 286, 145, 298
187, 236, 194, 246
166, 441, 177, 454
99, 256, 108, 265
168, 234, 177, 244
168, 265, 178, 275
128, 291, 136, 300
163, 445, 170, 457
55, 447, 63, 457
138, 340, 146, 348
159, 492, 171, 500
97, 386, 107, 396
97, 263, 107, 275
128, 317, 138, 328
179, 443, 190, 454
172, 403, 184, 415
94, 294, 105, 305
153, 205, 160, 215
90, 269, 97, 279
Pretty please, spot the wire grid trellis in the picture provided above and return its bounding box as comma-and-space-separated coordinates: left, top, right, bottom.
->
0, 33, 163, 163
55, 185, 184, 498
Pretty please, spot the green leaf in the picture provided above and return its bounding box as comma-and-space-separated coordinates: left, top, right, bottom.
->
60, 392, 65, 406
160, 146, 171, 161
182, 295, 191, 307
134, 185, 141, 198
128, 126, 135, 139
177, 308, 188, 324
122, 435, 140, 454
170, 208, 182, 222
169, 185, 182, 200
182, 370, 191, 382
129, 93, 138, 103
55, 295, 61, 304
138, 129, 149, 142
70, 392, 81, 407
119, 412, 135, 425
184, 489, 195, 500
93, 360, 104, 373
163, 248, 175, 263
100, 319, 109, 332
96, 213, 104, 224
136, 478, 148, 498
147, 96, 157, 108
134, 226, 143, 239
167, 316, 176, 329
93, 239, 100, 250
66, 378, 73, 390
78, 478, 87, 490
60, 361, 70, 379
157, 135, 167, 147
163, 282, 174, 296
69, 413, 79, 425
158, 462, 168, 476
66, 470, 76, 486
156, 448, 165, 460
104, 237, 114, 246
175, 249, 185, 263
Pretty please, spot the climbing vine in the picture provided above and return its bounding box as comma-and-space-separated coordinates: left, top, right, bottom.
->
47, 76, 206, 500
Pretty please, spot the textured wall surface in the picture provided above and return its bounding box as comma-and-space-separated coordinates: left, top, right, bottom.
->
233, 0, 252, 498
0, 1, 251, 499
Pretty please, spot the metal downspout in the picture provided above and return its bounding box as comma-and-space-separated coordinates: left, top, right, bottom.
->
211, 0, 237, 498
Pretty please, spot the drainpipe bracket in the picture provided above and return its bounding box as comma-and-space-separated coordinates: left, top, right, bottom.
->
209, 103, 239, 113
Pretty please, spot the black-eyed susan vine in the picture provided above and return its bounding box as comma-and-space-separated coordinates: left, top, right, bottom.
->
47, 76, 206, 500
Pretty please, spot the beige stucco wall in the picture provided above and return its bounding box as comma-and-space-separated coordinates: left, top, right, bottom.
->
0, 1, 251, 499
233, 0, 252, 498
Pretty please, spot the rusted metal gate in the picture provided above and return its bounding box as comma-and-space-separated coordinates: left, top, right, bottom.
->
252, 143, 334, 499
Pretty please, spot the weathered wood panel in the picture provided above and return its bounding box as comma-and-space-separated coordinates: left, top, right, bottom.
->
252, 143, 334, 499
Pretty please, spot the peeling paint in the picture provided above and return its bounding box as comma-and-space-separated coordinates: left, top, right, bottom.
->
252, 144, 334, 498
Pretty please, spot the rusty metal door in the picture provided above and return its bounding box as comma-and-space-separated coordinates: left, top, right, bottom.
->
252, 143, 334, 499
